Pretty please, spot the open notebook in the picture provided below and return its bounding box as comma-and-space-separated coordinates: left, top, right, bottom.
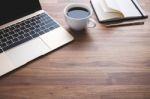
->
91, 0, 148, 23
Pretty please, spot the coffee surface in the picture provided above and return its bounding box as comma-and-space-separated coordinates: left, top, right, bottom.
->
67, 7, 90, 19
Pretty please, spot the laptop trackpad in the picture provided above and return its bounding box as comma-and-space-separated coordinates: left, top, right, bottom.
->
0, 53, 15, 76
40, 27, 74, 50
5, 38, 50, 67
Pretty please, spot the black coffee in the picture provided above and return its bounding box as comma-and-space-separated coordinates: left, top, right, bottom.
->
67, 7, 90, 19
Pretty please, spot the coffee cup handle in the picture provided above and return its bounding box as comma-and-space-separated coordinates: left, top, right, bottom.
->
87, 18, 96, 28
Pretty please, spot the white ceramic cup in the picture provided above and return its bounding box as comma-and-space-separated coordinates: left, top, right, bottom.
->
64, 3, 96, 31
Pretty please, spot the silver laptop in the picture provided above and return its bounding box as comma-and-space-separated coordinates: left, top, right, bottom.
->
0, 0, 74, 76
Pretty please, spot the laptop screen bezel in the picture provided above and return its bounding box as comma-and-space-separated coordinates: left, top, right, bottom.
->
0, 0, 42, 25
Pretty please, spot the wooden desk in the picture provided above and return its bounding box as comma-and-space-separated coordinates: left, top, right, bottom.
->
0, 0, 150, 99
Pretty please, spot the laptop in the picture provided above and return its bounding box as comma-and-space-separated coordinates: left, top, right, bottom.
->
0, 0, 74, 76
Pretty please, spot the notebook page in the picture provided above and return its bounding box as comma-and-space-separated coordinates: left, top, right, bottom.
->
91, 0, 123, 21
115, 0, 141, 17
132, 0, 147, 16
100, 0, 118, 13
105, 0, 121, 13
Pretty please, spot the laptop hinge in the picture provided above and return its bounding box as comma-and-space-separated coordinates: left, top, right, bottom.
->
0, 10, 45, 30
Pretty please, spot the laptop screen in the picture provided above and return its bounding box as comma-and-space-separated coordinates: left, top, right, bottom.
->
0, 0, 41, 25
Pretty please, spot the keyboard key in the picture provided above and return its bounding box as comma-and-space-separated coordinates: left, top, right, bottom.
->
44, 29, 49, 33
24, 29, 30, 33
9, 31, 15, 35
29, 30, 36, 35
14, 29, 20, 32
18, 35, 24, 40
7, 36, 13, 40
0, 48, 3, 53
0, 31, 3, 34
54, 24, 59, 28
18, 31, 24, 35
0, 12, 60, 51
9, 26, 15, 31
45, 24, 51, 29
25, 24, 31, 28
40, 23, 45, 26
3, 33, 9, 37
24, 33, 30, 37
1, 43, 7, 48
3, 29, 9, 33
25, 20, 31, 24
38, 31, 45, 35
30, 22, 36, 26
35, 25, 40, 29
35, 20, 41, 24
13, 33, 19, 37
6, 40, 13, 45
34, 29, 40, 32
40, 26, 46, 30
20, 26, 26, 30
1, 38, 7, 42
0, 36, 3, 39
12, 38, 19, 42
45, 20, 50, 24
20, 22, 26, 26
29, 27, 35, 30
15, 24, 20, 28
48, 27, 55, 31
3, 36, 32, 51
32, 33, 39, 38
31, 19, 36, 22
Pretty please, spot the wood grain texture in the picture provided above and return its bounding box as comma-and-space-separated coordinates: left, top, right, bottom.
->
0, 0, 150, 99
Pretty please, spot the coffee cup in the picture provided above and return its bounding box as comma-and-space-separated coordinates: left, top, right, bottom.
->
64, 3, 96, 31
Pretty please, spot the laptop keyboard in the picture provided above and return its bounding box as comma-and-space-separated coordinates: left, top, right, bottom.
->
0, 13, 60, 53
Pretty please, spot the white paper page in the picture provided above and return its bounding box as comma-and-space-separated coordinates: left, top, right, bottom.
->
115, 0, 141, 17
100, 0, 118, 13
105, 0, 121, 13
132, 0, 147, 16
91, 0, 123, 21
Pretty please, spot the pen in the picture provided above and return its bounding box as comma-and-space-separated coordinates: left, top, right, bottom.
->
105, 21, 144, 27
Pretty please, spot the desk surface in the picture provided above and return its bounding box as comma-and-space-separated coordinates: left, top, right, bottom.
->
0, 0, 150, 99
